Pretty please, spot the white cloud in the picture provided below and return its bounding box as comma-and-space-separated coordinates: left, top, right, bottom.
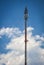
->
0, 27, 22, 38
35, 35, 44, 41
0, 27, 44, 65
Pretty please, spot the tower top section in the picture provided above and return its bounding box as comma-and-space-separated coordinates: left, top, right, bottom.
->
24, 7, 28, 20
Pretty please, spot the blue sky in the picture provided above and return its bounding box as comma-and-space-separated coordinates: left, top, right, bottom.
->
0, 0, 44, 34
0, 0, 44, 65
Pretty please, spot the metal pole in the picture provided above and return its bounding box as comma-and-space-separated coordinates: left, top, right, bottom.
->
25, 19, 27, 65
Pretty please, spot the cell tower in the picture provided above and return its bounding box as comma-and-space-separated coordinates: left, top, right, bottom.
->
24, 7, 28, 65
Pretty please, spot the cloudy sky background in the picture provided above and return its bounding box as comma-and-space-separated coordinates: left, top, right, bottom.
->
0, 0, 44, 65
